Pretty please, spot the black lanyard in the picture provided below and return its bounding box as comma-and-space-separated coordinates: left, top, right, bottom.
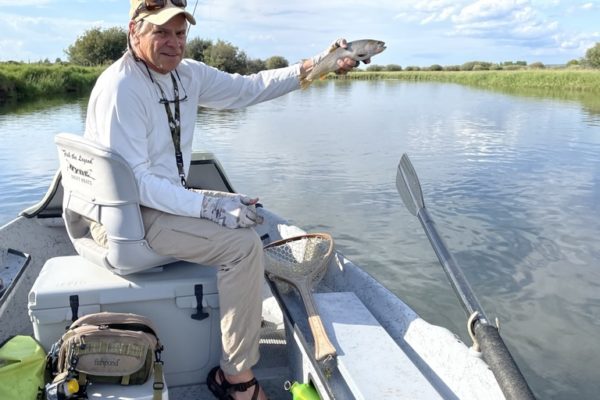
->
143, 63, 187, 187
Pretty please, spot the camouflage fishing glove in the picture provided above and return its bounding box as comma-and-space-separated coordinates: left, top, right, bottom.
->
199, 191, 262, 229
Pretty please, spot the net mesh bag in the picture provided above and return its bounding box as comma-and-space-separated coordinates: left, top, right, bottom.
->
264, 234, 334, 293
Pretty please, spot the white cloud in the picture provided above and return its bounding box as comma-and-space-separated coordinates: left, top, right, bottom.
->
0, 39, 26, 61
396, 0, 580, 51
248, 34, 275, 43
0, 0, 51, 5
453, 0, 528, 24
0, 12, 119, 61
385, 0, 600, 64
392, 0, 457, 24
421, 6, 457, 24
556, 31, 600, 52
1, 0, 599, 65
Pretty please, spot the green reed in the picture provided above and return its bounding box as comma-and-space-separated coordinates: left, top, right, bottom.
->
332, 69, 600, 92
0, 63, 104, 103
3, 64, 600, 107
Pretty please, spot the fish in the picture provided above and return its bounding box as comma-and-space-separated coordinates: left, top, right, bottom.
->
301, 39, 386, 88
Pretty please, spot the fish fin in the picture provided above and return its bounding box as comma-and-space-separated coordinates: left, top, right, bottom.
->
300, 77, 312, 89
327, 44, 338, 54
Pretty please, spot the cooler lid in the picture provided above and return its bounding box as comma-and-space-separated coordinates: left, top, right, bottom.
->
28, 256, 218, 310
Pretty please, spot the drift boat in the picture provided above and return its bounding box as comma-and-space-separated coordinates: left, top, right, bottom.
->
0, 133, 532, 399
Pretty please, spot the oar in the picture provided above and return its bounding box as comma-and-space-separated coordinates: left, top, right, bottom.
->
396, 154, 535, 400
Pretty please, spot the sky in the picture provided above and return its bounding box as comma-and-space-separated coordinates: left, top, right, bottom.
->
1, 0, 600, 67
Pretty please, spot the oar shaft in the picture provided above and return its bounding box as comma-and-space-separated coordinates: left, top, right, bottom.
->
419, 207, 535, 399
417, 207, 490, 324
396, 154, 536, 399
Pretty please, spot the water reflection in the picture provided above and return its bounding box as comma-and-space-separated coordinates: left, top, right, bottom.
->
0, 94, 88, 116
1, 81, 600, 399
485, 84, 600, 124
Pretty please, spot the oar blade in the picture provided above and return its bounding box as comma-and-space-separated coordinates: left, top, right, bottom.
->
396, 154, 425, 216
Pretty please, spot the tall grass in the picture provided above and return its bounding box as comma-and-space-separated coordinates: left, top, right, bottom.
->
0, 63, 104, 103
3, 64, 600, 106
333, 69, 600, 92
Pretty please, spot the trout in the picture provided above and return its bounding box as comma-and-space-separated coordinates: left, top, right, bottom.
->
301, 39, 386, 88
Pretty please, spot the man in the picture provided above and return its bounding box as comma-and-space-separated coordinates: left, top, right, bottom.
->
85, 1, 363, 399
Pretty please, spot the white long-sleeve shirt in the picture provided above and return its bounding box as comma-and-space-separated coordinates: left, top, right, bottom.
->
85, 51, 301, 217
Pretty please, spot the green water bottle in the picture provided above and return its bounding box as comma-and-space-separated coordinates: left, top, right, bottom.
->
285, 380, 321, 400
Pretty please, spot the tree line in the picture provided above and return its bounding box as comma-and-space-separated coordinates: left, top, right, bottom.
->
63, 27, 288, 74
17, 26, 600, 72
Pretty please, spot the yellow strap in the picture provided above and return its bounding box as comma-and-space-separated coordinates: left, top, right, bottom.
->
121, 374, 130, 385
78, 372, 87, 388
153, 362, 164, 400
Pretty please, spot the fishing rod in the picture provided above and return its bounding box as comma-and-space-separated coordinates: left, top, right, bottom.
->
186, 0, 199, 36
395, 153, 535, 400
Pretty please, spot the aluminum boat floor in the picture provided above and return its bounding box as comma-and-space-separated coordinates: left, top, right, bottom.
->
171, 328, 290, 400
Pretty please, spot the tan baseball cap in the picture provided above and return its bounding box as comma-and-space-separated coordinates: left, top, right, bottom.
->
129, 0, 196, 25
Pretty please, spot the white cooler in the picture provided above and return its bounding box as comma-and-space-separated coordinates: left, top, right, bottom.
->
89, 379, 169, 399
28, 256, 221, 387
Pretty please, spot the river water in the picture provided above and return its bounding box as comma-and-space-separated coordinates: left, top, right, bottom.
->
1, 81, 599, 399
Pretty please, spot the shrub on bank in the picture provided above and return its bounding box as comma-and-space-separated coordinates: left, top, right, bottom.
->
366, 65, 385, 72
0, 63, 103, 103
386, 64, 403, 71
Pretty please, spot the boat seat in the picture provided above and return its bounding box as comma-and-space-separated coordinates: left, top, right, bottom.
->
54, 133, 176, 275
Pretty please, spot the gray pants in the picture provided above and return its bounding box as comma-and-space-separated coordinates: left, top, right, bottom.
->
141, 207, 265, 375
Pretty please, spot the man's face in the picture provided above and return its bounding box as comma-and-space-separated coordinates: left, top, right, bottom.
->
133, 14, 187, 74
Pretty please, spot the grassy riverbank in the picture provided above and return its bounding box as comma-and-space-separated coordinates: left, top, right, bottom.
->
338, 69, 600, 92
3, 64, 600, 106
0, 63, 103, 103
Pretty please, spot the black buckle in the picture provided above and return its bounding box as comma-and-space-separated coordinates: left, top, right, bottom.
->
69, 294, 79, 322
191, 284, 209, 321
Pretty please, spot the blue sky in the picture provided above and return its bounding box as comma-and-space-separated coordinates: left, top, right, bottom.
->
1, 0, 599, 67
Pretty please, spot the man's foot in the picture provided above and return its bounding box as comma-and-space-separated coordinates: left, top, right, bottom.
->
206, 366, 268, 400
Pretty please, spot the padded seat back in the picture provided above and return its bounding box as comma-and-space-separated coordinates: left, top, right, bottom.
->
55, 133, 175, 275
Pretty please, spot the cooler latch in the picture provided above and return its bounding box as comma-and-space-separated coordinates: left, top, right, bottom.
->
191, 284, 209, 321
69, 294, 79, 322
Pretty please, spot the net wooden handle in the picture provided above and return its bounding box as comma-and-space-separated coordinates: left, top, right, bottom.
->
308, 315, 337, 361
263, 233, 336, 361
299, 285, 337, 361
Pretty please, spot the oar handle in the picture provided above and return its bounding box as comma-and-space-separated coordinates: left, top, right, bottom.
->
475, 323, 536, 400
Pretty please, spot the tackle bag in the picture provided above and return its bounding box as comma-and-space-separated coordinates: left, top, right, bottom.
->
0, 335, 46, 400
46, 312, 164, 399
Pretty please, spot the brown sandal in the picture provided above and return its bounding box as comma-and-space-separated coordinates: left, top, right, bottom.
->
206, 366, 261, 400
